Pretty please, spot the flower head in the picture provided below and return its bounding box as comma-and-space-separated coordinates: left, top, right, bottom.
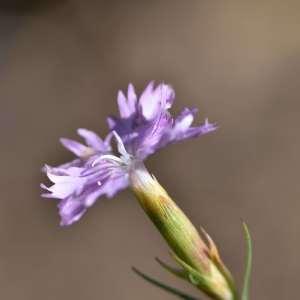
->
41, 82, 216, 225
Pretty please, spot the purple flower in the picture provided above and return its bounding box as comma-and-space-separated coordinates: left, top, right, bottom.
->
41, 82, 217, 226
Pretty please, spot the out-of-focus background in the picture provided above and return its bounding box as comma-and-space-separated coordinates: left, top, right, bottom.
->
0, 0, 299, 299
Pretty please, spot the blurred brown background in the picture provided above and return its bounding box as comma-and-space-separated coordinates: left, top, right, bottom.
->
0, 0, 299, 299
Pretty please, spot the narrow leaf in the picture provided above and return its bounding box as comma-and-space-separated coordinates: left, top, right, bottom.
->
241, 222, 253, 300
132, 267, 201, 300
156, 257, 187, 279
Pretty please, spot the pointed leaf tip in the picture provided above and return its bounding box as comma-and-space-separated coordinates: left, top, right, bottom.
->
241, 222, 253, 300
132, 267, 201, 300
156, 257, 187, 279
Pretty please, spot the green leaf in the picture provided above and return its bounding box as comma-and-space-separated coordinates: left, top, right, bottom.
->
170, 253, 207, 288
132, 267, 201, 300
156, 257, 187, 279
241, 222, 253, 300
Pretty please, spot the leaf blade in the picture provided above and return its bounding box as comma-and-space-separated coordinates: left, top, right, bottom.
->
241, 222, 253, 300
132, 267, 201, 300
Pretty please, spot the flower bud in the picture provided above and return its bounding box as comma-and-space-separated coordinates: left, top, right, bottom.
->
129, 162, 237, 300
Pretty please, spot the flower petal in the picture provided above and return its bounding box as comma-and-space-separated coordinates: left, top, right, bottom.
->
134, 111, 173, 159
100, 173, 129, 198
60, 138, 92, 157
77, 128, 109, 152
41, 167, 87, 199
58, 197, 87, 226
139, 82, 175, 120
117, 84, 137, 119
57, 172, 129, 226
107, 116, 117, 130
117, 90, 131, 118
173, 108, 197, 133
179, 119, 218, 140
171, 117, 217, 143
127, 83, 137, 113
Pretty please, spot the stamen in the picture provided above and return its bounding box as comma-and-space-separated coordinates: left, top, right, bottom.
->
112, 131, 132, 161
